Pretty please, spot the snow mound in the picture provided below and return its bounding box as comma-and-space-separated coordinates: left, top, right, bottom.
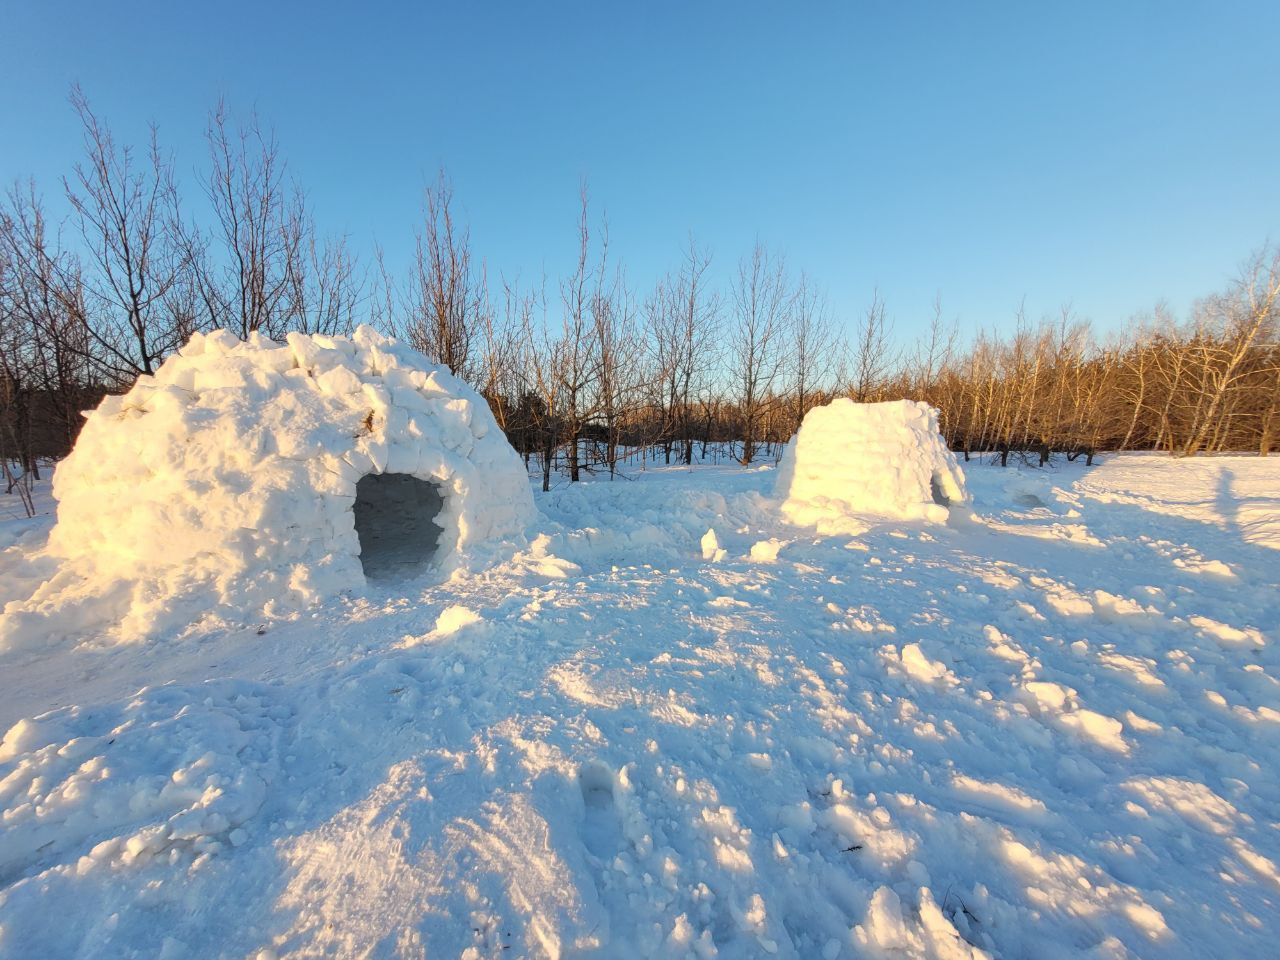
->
776, 399, 968, 532
1, 327, 534, 645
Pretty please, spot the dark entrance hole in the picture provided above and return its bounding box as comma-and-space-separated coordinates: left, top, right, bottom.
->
930, 472, 951, 506
353, 473, 446, 579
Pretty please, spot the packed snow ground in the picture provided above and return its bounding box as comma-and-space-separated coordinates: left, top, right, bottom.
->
1, 453, 1278, 959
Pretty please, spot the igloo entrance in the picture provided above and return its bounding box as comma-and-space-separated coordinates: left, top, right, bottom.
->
930, 472, 951, 506
353, 473, 446, 579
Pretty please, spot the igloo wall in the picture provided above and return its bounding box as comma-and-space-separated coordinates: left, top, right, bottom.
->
4, 326, 535, 644
775, 398, 968, 533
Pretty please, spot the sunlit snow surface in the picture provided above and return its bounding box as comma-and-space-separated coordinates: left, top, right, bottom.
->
1, 454, 1278, 959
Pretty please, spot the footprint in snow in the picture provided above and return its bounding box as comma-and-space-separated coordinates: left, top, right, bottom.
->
579, 760, 624, 862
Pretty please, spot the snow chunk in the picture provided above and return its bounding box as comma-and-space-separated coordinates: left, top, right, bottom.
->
1059, 709, 1127, 753
749, 538, 786, 563
900, 643, 952, 684
515, 533, 582, 579
884, 642, 957, 687
1019, 681, 1128, 752
776, 399, 968, 533
854, 886, 989, 959
1189, 615, 1264, 646
701, 528, 726, 562
432, 604, 482, 637
1023, 681, 1071, 712
401, 604, 484, 647
1123, 776, 1240, 835
1, 326, 534, 645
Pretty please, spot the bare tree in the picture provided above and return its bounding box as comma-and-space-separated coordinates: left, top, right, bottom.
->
731, 243, 791, 464
1, 183, 93, 454
788, 273, 836, 432
476, 273, 520, 438
555, 188, 606, 482
286, 231, 365, 337
405, 173, 481, 378
520, 278, 562, 492
646, 239, 719, 464
64, 86, 189, 380
908, 294, 957, 398
670, 241, 719, 463
591, 263, 642, 478
644, 274, 679, 462
192, 101, 302, 339
1181, 247, 1280, 456
850, 289, 895, 402
1259, 351, 1280, 456
1115, 307, 1167, 450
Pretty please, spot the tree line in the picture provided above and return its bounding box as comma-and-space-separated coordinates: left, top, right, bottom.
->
2, 93, 1278, 508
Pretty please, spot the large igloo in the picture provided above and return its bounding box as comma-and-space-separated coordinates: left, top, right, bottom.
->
3, 327, 535, 644
775, 398, 968, 533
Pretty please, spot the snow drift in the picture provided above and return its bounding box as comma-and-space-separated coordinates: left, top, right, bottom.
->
1, 326, 534, 645
776, 398, 968, 532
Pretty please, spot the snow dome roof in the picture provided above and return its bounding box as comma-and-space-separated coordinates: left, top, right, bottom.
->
4, 327, 535, 644
775, 398, 968, 533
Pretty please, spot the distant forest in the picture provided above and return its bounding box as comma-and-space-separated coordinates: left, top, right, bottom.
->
3, 92, 1279, 499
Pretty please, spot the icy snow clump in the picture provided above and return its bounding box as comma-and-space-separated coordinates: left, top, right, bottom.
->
775, 398, 968, 532
1, 326, 534, 645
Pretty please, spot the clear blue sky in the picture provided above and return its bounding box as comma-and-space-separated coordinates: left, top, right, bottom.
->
2, 1, 1277, 343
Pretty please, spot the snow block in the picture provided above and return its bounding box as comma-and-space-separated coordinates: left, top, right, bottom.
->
3, 326, 534, 645
775, 398, 968, 532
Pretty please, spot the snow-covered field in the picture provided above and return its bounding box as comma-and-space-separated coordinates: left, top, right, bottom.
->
1, 453, 1278, 959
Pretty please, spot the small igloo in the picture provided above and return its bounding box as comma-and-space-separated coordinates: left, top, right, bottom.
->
775, 398, 968, 533
4, 326, 535, 643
